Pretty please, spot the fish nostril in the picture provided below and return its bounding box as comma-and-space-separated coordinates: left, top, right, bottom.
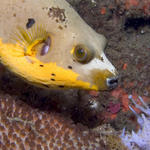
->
106, 77, 118, 89
109, 78, 118, 85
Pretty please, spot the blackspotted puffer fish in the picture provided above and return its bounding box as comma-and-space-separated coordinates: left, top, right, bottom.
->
0, 0, 118, 91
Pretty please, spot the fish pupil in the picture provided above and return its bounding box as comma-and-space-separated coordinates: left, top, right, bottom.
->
77, 48, 85, 58
78, 49, 84, 54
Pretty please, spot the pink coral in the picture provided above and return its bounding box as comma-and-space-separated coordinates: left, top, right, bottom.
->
107, 102, 121, 114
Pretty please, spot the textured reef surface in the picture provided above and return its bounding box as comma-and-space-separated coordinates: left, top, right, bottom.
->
0, 92, 127, 150
0, 93, 102, 149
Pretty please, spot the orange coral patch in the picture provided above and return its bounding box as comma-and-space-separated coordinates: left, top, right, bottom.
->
111, 85, 150, 114
125, 0, 139, 9
100, 7, 106, 15
122, 63, 127, 70
121, 93, 129, 112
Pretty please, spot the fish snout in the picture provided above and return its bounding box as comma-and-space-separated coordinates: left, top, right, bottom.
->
106, 76, 118, 89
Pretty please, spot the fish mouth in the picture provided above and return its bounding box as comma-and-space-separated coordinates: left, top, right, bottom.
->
106, 76, 118, 89
91, 69, 118, 91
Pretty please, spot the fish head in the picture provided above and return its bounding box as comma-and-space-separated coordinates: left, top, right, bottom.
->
36, 21, 118, 90
0, 0, 118, 91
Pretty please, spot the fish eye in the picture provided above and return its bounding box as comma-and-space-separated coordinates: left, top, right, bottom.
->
73, 45, 94, 63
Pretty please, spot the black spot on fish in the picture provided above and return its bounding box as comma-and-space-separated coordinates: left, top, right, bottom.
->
59, 85, 64, 88
42, 84, 49, 88
26, 18, 35, 29
68, 65, 72, 69
40, 65, 44, 67
51, 73, 56, 76
99, 56, 104, 62
51, 78, 55, 81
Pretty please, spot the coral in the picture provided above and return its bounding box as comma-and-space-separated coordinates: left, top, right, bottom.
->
111, 87, 130, 112
0, 92, 112, 150
116, 0, 150, 16
121, 95, 150, 150
106, 135, 128, 150
124, 0, 150, 15
93, 124, 128, 150
107, 102, 121, 114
